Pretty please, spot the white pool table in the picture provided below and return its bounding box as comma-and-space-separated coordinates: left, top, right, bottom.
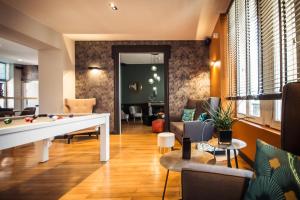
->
0, 113, 110, 162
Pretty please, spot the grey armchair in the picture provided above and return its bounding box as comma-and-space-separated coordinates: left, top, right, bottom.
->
182, 163, 253, 200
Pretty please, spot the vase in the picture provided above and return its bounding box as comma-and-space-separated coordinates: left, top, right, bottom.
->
218, 130, 232, 145
182, 137, 191, 160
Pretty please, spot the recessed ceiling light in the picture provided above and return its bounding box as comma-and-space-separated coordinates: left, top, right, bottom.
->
17, 59, 23, 62
109, 2, 118, 10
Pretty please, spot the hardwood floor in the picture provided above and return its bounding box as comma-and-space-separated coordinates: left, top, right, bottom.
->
0, 123, 251, 200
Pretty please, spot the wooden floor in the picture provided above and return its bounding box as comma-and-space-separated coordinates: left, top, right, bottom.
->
0, 123, 251, 200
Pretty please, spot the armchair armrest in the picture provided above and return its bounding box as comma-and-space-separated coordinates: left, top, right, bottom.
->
182, 163, 253, 200
169, 114, 182, 122
183, 121, 214, 142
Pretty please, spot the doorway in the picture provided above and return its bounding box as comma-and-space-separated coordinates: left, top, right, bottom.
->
112, 45, 171, 134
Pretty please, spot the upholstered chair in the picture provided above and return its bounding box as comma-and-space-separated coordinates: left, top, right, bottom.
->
281, 82, 300, 156
129, 105, 143, 123
64, 98, 98, 143
20, 107, 36, 116
121, 110, 129, 123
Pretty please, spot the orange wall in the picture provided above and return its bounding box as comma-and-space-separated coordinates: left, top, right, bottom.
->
209, 15, 281, 162
209, 17, 222, 97
233, 121, 281, 161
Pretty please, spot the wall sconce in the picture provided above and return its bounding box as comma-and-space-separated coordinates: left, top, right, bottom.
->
88, 65, 106, 70
210, 60, 221, 68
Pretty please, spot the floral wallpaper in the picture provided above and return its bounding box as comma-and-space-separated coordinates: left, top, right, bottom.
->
75, 41, 210, 132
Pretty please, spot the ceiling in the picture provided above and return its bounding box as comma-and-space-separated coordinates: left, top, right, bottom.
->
1, 0, 230, 41
0, 37, 38, 65
120, 53, 164, 64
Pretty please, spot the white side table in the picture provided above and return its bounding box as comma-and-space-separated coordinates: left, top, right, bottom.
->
208, 138, 247, 168
157, 132, 175, 152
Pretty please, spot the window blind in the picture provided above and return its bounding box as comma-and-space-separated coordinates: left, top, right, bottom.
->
247, 0, 260, 96
281, 0, 300, 84
236, 0, 247, 97
227, 1, 237, 98
259, 0, 282, 95
226, 0, 300, 100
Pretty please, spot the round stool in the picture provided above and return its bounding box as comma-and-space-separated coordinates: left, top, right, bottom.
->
157, 132, 175, 153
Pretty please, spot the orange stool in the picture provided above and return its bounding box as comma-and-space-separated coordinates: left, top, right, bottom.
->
152, 119, 165, 133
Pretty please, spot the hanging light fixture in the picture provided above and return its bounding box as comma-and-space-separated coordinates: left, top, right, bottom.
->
151, 65, 157, 71
148, 78, 154, 84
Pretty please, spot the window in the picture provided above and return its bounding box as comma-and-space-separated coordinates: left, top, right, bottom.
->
0, 63, 11, 108
0, 62, 7, 80
227, 0, 300, 129
23, 80, 39, 108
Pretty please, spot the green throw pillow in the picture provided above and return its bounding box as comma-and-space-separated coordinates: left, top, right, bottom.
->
198, 112, 208, 122
181, 109, 195, 121
245, 139, 300, 200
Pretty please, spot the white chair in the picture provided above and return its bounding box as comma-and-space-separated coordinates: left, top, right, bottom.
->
129, 106, 143, 123
121, 110, 129, 123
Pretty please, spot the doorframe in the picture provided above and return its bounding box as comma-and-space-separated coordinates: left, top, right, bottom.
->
112, 45, 171, 134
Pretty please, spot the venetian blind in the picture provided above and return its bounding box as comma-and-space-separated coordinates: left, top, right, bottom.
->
259, 0, 282, 95
236, 0, 247, 97
227, 0, 237, 98
227, 0, 300, 100
247, 0, 260, 96
281, 0, 300, 84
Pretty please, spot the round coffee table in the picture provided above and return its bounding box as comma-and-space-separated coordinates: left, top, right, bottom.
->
159, 150, 215, 199
208, 138, 247, 168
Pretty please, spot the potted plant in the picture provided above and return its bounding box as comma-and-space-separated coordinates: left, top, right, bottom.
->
205, 102, 236, 145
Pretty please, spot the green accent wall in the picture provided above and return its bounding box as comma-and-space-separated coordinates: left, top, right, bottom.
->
121, 64, 164, 104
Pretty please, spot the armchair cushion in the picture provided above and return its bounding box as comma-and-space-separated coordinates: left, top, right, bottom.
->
181, 108, 195, 121
245, 139, 300, 200
185, 99, 206, 120
197, 112, 209, 122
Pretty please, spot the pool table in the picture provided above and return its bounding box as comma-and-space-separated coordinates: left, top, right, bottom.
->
0, 113, 110, 162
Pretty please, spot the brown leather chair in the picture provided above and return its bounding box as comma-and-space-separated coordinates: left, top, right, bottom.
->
181, 164, 253, 200
0, 108, 14, 117
64, 98, 98, 143
20, 107, 36, 116
281, 82, 300, 156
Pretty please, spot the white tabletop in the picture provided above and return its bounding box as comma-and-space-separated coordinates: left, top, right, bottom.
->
208, 138, 247, 150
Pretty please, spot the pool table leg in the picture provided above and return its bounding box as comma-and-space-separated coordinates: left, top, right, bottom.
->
100, 116, 110, 162
35, 138, 51, 163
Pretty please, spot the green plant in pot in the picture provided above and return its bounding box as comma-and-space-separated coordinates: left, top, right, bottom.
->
205, 101, 236, 145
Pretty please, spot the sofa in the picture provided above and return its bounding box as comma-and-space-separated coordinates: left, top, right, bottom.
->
170, 97, 220, 144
